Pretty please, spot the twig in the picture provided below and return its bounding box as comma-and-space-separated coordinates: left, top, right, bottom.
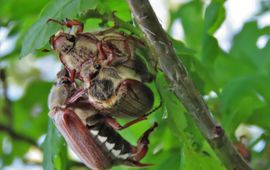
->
0, 123, 38, 147
126, 1, 251, 169
0, 69, 13, 126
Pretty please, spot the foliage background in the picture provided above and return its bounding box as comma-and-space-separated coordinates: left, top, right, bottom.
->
0, 0, 270, 169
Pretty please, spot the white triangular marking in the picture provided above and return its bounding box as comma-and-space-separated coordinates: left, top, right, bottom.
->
97, 135, 107, 143
105, 142, 115, 150
118, 153, 130, 159
112, 149, 121, 156
90, 130, 99, 136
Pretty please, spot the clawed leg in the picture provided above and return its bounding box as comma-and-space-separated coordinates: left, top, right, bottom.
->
105, 101, 161, 130
97, 41, 116, 65
102, 35, 133, 61
58, 53, 78, 86
131, 122, 158, 161
97, 41, 115, 62
47, 18, 84, 33
104, 116, 148, 130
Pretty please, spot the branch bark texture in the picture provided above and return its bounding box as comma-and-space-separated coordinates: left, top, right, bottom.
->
126, 1, 251, 169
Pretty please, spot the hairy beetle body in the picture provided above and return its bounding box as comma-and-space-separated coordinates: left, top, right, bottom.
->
87, 66, 154, 118
49, 19, 155, 119
50, 20, 152, 84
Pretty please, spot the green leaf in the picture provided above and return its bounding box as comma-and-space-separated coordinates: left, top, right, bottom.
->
220, 75, 270, 135
230, 22, 270, 74
204, 0, 225, 35
156, 73, 187, 134
98, 0, 131, 21
13, 81, 52, 139
174, 1, 204, 53
180, 144, 225, 170
42, 120, 68, 170
20, 0, 99, 57
201, 1, 225, 69
172, 38, 196, 56
247, 105, 270, 130
201, 35, 221, 69
213, 52, 256, 86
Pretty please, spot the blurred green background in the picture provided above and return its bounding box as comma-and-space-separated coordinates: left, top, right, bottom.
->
1, 0, 270, 169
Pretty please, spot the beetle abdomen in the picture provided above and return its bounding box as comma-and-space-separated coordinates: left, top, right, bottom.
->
114, 79, 154, 118
86, 114, 134, 163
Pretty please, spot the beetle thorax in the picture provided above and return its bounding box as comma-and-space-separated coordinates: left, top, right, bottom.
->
60, 35, 100, 73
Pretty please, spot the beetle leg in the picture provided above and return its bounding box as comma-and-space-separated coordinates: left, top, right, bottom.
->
102, 35, 132, 62
59, 53, 77, 85
97, 41, 116, 65
68, 69, 76, 82
66, 68, 78, 88
104, 115, 148, 130
97, 42, 107, 60
47, 18, 84, 33
106, 101, 161, 130
95, 27, 118, 36
66, 88, 86, 104
131, 122, 158, 161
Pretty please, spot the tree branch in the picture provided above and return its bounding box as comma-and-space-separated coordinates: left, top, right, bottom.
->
0, 123, 38, 147
0, 69, 13, 126
126, 1, 251, 169
0, 69, 37, 147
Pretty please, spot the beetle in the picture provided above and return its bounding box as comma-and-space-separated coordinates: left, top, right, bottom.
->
68, 65, 154, 118
48, 69, 158, 170
48, 19, 155, 119
48, 19, 153, 83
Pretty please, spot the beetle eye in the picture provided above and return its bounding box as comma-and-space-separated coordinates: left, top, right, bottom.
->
66, 35, 75, 43
94, 64, 101, 70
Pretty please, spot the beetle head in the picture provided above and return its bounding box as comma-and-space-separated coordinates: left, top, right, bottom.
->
48, 69, 74, 110
50, 31, 76, 54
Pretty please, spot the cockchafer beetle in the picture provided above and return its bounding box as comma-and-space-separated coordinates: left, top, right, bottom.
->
68, 65, 154, 119
48, 18, 153, 84
48, 69, 158, 170
48, 19, 155, 119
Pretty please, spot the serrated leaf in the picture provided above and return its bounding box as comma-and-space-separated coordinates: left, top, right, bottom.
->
20, 0, 99, 57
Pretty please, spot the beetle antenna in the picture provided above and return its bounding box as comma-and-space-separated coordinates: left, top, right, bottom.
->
42, 49, 51, 52
47, 18, 63, 25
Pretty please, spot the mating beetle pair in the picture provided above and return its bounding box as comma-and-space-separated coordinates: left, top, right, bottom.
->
49, 19, 154, 119
48, 69, 157, 170
48, 19, 157, 169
